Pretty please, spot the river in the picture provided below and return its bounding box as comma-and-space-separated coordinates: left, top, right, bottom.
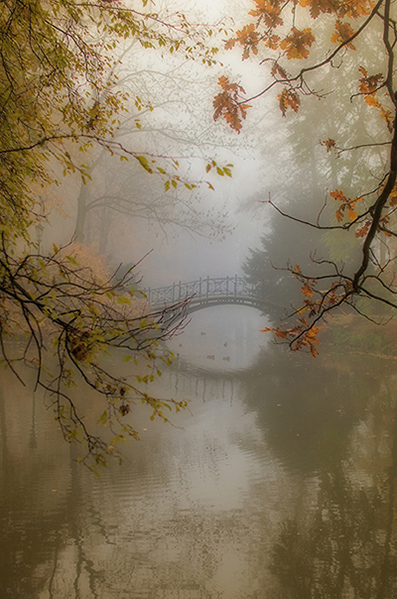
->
1, 306, 397, 598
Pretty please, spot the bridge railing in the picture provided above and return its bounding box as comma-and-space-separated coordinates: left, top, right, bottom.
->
143, 276, 262, 307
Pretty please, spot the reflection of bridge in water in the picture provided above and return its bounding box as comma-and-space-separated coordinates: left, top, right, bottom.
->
144, 276, 269, 314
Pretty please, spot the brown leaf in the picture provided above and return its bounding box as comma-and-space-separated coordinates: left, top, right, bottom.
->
331, 21, 356, 49
213, 77, 249, 132
280, 28, 315, 60
278, 88, 300, 116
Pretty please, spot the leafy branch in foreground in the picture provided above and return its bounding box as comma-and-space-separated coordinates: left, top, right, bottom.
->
0, 0, 225, 465
0, 239, 190, 467
216, 0, 397, 352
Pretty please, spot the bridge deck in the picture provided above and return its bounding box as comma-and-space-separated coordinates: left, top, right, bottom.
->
143, 276, 267, 313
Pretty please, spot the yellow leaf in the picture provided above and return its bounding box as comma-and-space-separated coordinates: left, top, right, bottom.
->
136, 155, 153, 173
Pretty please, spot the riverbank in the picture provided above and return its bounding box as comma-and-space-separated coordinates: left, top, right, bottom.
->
321, 313, 397, 359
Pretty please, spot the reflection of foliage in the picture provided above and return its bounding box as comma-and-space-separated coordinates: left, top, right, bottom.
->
241, 346, 379, 473
270, 520, 313, 597
269, 379, 397, 598
271, 470, 397, 598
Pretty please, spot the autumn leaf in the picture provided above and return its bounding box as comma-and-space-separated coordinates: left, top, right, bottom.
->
300, 0, 339, 19
224, 38, 237, 51
262, 318, 322, 356
302, 283, 314, 298
136, 155, 153, 173
225, 24, 260, 59
347, 206, 358, 221
278, 88, 300, 116
249, 0, 283, 28
330, 189, 362, 222
213, 77, 250, 132
338, 0, 372, 18
271, 61, 288, 80
331, 21, 356, 49
358, 67, 383, 95
378, 215, 391, 234
358, 69, 393, 132
274, 329, 289, 339
265, 34, 281, 50
364, 95, 379, 109
355, 222, 370, 237
335, 207, 344, 223
321, 138, 336, 152
280, 28, 315, 59
381, 108, 393, 132
366, 97, 393, 131
389, 186, 397, 207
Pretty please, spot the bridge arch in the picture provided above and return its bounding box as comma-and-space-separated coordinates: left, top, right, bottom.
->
143, 276, 271, 314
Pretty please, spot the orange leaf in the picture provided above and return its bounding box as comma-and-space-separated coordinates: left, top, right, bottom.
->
389, 190, 397, 206
360, 73, 383, 95
250, 0, 284, 27
364, 95, 380, 107
232, 23, 260, 60
213, 77, 249, 133
321, 138, 336, 152
330, 189, 348, 203
278, 88, 300, 116
355, 222, 370, 237
335, 207, 344, 222
302, 285, 313, 298
347, 206, 357, 221
280, 28, 314, 59
300, 0, 339, 18
331, 21, 356, 49
271, 62, 287, 79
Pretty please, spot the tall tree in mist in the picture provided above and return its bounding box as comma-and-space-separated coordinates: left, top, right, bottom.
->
0, 0, 223, 466
214, 0, 397, 355
71, 41, 236, 253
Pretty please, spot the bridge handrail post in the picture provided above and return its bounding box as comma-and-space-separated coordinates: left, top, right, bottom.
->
172, 282, 175, 302
199, 277, 202, 298
235, 274, 238, 296
206, 276, 209, 298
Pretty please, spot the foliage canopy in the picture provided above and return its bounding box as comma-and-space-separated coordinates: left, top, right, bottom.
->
215, 0, 397, 355
0, 0, 225, 467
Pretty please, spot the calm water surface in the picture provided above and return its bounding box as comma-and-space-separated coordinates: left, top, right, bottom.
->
1, 307, 397, 598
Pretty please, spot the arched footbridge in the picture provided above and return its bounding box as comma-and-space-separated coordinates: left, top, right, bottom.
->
143, 276, 271, 315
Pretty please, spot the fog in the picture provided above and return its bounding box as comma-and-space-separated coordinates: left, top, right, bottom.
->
35, 0, 389, 307
3, 1, 397, 597
37, 0, 287, 291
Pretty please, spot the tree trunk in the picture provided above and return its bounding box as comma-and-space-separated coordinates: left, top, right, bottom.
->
73, 181, 89, 243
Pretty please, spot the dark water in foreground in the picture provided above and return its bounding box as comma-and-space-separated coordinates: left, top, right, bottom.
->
1, 307, 397, 598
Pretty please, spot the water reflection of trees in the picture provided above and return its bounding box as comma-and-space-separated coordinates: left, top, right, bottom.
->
0, 370, 244, 598
0, 376, 109, 599
250, 350, 397, 598
241, 346, 383, 474
3, 347, 397, 598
